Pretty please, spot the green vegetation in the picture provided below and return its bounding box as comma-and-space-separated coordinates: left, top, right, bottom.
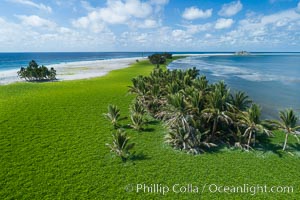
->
1, 58, 300, 199
267, 109, 300, 150
17, 60, 56, 81
129, 101, 147, 131
237, 104, 272, 150
128, 66, 277, 153
103, 104, 121, 129
106, 129, 135, 162
148, 53, 172, 67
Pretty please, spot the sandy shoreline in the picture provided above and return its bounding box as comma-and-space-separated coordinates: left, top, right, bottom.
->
0, 57, 144, 85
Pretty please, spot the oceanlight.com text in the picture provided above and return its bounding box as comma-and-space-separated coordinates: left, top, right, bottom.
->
207, 184, 294, 196
125, 183, 294, 196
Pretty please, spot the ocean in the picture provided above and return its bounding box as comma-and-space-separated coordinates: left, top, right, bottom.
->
168, 53, 300, 119
0, 52, 154, 71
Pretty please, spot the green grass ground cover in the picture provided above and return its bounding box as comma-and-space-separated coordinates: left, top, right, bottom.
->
0, 59, 300, 199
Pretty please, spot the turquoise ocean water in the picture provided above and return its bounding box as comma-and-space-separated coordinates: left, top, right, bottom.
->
0, 52, 153, 71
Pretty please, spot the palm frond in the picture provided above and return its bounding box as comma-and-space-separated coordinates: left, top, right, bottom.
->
106, 129, 135, 161
103, 104, 121, 128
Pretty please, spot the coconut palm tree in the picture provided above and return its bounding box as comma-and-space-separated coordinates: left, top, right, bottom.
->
130, 100, 146, 115
166, 81, 181, 94
49, 67, 56, 80
186, 67, 200, 79
229, 91, 252, 111
165, 119, 216, 154
165, 122, 190, 150
267, 109, 300, 151
128, 76, 147, 96
186, 89, 204, 116
193, 75, 209, 94
130, 113, 146, 131
129, 100, 146, 131
124, 66, 291, 153
106, 129, 135, 162
159, 93, 190, 128
238, 104, 272, 150
148, 54, 166, 68
146, 83, 165, 115
201, 83, 232, 141
103, 104, 121, 129
17, 60, 56, 81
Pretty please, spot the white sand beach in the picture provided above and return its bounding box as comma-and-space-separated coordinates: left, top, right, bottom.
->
0, 57, 144, 85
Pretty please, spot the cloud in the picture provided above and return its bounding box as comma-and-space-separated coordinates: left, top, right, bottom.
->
73, 0, 169, 32
2, 0, 300, 51
138, 19, 158, 28
16, 15, 56, 29
219, 7, 300, 48
172, 29, 186, 37
150, 0, 169, 5
182, 23, 212, 34
297, 2, 300, 12
81, 1, 94, 11
120, 32, 150, 47
118, 26, 200, 50
0, 17, 116, 52
150, 0, 169, 13
8, 0, 52, 13
218, 1, 242, 17
72, 17, 89, 29
171, 29, 192, 41
182, 7, 212, 20
122, 32, 150, 44
86, 0, 151, 25
72, 15, 106, 33
205, 33, 212, 38
100, 0, 152, 23
215, 18, 234, 29
0, 17, 22, 42
239, 9, 300, 30
269, 0, 294, 4
73, 0, 154, 31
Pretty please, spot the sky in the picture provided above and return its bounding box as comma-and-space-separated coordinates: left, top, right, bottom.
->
0, 0, 300, 52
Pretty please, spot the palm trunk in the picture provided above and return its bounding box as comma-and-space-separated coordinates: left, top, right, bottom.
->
247, 131, 253, 150
183, 141, 187, 150
209, 118, 218, 142
283, 133, 289, 151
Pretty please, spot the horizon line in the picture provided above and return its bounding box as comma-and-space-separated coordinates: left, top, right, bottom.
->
1, 51, 300, 53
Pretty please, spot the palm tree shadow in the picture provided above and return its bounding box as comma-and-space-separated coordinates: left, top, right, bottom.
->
203, 135, 285, 156
117, 124, 155, 133
129, 152, 150, 162
289, 143, 300, 152
141, 119, 160, 132
256, 134, 284, 157
119, 116, 128, 121
204, 144, 228, 154
146, 120, 160, 125
119, 124, 131, 129
142, 127, 156, 132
